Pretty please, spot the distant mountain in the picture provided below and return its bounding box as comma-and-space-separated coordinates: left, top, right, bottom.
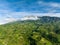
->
0, 16, 60, 25
38, 16, 60, 23
2, 16, 60, 25
18, 16, 60, 24
20, 16, 60, 21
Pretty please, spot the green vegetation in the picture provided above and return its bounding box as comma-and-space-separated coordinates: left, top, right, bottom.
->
0, 16, 60, 45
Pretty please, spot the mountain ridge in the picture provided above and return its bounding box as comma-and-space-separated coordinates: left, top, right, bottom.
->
0, 16, 60, 25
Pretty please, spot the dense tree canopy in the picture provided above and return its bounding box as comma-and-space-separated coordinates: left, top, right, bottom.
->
0, 16, 60, 45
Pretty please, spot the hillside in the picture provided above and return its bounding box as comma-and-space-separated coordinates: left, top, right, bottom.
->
0, 16, 60, 45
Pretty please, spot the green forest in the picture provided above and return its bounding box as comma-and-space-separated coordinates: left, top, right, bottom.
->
0, 16, 60, 45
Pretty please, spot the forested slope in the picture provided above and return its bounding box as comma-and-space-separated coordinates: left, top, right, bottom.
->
0, 16, 60, 45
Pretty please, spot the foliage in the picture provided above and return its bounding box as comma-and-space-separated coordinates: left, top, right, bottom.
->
0, 16, 60, 45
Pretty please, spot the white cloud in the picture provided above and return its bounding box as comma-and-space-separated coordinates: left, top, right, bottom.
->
38, 1, 60, 13
49, 2, 60, 8
0, 17, 18, 25
0, 11, 60, 25
38, 1, 60, 8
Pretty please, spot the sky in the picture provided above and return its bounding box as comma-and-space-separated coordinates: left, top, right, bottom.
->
0, 0, 60, 24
